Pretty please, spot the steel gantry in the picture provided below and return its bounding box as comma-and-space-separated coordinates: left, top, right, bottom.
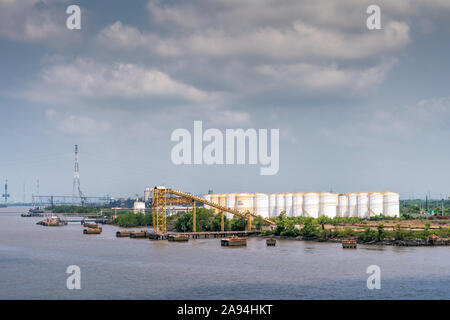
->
151, 186, 276, 235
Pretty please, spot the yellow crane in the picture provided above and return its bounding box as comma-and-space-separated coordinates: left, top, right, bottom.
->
152, 187, 276, 234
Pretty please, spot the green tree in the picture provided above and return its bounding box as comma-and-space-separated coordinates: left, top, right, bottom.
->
317, 215, 329, 230
300, 218, 318, 237
377, 224, 385, 241
231, 215, 247, 231
360, 227, 377, 242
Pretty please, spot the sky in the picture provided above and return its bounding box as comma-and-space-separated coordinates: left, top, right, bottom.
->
1, 0, 450, 201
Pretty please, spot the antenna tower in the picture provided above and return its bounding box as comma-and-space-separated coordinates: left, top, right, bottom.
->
72, 145, 85, 205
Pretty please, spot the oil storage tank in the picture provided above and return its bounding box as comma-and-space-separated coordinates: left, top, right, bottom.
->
337, 194, 348, 217
303, 192, 319, 218
368, 192, 384, 216
348, 193, 358, 217
319, 192, 338, 218
268, 194, 277, 217
218, 194, 230, 218
254, 193, 269, 218
226, 193, 236, 210
203, 194, 211, 209
236, 193, 254, 215
209, 194, 219, 213
357, 193, 369, 218
383, 192, 400, 217
293, 192, 304, 217
284, 193, 294, 217
275, 193, 285, 216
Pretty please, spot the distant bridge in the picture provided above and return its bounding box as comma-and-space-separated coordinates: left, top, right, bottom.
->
32, 195, 114, 206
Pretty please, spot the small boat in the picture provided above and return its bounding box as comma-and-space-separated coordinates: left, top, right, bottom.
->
266, 238, 277, 246
37, 216, 67, 226
168, 234, 189, 242
22, 207, 44, 217
342, 240, 357, 248
83, 227, 102, 234
221, 235, 247, 247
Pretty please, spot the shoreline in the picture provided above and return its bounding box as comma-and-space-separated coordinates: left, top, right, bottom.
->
260, 235, 450, 246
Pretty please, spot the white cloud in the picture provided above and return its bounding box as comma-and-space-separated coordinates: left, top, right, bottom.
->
98, 19, 409, 62
0, 0, 79, 44
45, 109, 111, 136
23, 58, 211, 104
94, 0, 415, 100
255, 59, 396, 96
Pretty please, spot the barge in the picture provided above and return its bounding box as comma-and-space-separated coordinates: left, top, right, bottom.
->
221, 235, 247, 247
83, 227, 102, 234
342, 240, 357, 248
168, 234, 189, 242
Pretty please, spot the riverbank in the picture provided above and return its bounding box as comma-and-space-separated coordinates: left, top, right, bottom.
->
261, 234, 450, 246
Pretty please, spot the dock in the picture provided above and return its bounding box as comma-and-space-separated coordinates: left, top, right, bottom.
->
182, 230, 260, 239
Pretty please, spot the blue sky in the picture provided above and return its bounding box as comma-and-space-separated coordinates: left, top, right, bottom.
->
1, 0, 450, 201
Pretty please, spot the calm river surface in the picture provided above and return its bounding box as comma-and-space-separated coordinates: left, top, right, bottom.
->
0, 207, 449, 300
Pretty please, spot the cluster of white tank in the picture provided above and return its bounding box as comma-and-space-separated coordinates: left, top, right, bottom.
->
203, 192, 400, 219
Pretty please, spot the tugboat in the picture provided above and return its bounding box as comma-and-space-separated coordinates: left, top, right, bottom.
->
37, 215, 67, 226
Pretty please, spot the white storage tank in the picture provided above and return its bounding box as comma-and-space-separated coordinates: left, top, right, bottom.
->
303, 192, 319, 218
254, 193, 269, 218
284, 193, 294, 217
275, 193, 286, 216
319, 192, 338, 218
268, 194, 277, 217
236, 193, 254, 214
144, 187, 153, 202
348, 193, 358, 217
209, 194, 219, 213
218, 193, 227, 208
203, 194, 212, 209
337, 194, 348, 217
293, 192, 304, 217
369, 192, 384, 216
357, 193, 369, 218
383, 192, 400, 217
226, 193, 236, 210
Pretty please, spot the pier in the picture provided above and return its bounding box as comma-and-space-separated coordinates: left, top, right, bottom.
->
148, 230, 261, 240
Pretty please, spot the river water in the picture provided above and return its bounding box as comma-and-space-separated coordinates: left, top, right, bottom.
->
0, 207, 449, 300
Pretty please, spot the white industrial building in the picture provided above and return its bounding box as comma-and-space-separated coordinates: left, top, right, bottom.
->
203, 192, 400, 218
